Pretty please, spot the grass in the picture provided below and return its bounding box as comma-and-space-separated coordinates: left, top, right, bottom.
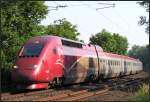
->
130, 83, 149, 102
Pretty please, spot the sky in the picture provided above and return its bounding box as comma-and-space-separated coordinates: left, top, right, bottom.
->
40, 1, 149, 50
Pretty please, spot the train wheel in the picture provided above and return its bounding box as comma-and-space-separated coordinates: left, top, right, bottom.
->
57, 77, 63, 87
46, 82, 53, 89
99, 74, 105, 82
46, 83, 52, 89
46, 79, 56, 89
119, 72, 123, 77
54, 77, 64, 88
89, 75, 97, 83
59, 76, 65, 86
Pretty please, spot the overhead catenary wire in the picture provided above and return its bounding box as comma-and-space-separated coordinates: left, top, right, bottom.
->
47, 1, 134, 34
96, 2, 115, 10
96, 5, 115, 10
80, 1, 117, 32
112, 8, 134, 36
44, 1, 138, 44
98, 2, 115, 5
48, 2, 90, 37
97, 2, 138, 40
52, 1, 93, 42
80, 1, 127, 33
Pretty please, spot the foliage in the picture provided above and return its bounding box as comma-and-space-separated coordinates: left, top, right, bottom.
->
137, 1, 149, 34
128, 45, 149, 72
1, 1, 48, 84
133, 84, 149, 101
89, 29, 128, 55
79, 40, 85, 43
45, 18, 80, 40
112, 33, 128, 55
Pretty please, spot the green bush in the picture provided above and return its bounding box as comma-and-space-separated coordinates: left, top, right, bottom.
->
134, 84, 149, 101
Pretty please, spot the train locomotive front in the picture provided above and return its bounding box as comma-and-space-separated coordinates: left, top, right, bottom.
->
12, 36, 64, 89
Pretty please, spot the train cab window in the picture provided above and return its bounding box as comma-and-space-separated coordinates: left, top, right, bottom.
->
20, 43, 43, 57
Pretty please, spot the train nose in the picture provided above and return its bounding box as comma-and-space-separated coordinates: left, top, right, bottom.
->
12, 69, 37, 83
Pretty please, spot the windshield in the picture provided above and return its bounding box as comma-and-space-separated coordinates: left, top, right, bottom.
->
19, 43, 43, 57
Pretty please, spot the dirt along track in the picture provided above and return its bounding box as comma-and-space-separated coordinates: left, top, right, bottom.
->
1, 71, 149, 101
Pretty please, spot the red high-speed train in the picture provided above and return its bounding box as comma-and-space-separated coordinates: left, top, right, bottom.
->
12, 35, 143, 89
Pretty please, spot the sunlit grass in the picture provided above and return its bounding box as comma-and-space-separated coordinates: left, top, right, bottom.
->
132, 83, 149, 101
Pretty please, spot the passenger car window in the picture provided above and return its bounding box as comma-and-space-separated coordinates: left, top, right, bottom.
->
61, 39, 82, 48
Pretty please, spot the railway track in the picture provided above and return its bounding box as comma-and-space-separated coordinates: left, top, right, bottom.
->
1, 88, 72, 101
33, 78, 147, 101
1, 73, 148, 101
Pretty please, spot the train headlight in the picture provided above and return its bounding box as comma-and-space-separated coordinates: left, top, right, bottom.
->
29, 64, 38, 69
33, 65, 38, 68
13, 65, 18, 69
28, 64, 38, 69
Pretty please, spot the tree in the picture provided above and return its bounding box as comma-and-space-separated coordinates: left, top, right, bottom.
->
79, 40, 85, 43
112, 33, 128, 55
128, 45, 149, 72
137, 1, 149, 34
45, 18, 80, 40
0, 1, 48, 84
89, 29, 128, 55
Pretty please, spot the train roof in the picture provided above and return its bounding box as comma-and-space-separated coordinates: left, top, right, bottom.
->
105, 52, 140, 62
39, 35, 85, 45
29, 35, 140, 62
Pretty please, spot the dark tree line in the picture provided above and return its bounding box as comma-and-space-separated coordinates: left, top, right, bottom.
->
128, 45, 149, 72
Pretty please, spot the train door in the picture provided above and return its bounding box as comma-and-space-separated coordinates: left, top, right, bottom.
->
46, 39, 64, 83
124, 60, 127, 75
87, 46, 98, 81
104, 59, 109, 78
53, 46, 64, 78
61, 42, 79, 84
